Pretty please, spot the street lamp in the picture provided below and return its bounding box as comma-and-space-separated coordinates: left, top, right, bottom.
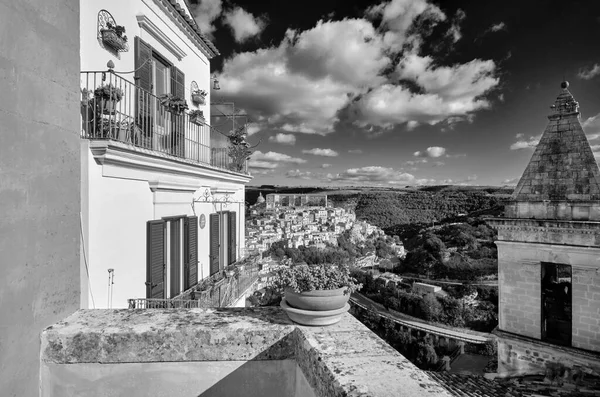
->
211, 77, 220, 90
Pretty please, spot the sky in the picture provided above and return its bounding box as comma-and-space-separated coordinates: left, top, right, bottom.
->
189, 0, 600, 187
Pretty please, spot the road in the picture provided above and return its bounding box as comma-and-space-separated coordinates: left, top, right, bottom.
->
350, 293, 492, 344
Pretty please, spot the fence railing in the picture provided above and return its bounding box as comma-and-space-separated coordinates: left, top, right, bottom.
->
128, 255, 261, 309
80, 71, 247, 174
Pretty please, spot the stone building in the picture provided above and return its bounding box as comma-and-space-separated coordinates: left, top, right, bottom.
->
488, 82, 600, 378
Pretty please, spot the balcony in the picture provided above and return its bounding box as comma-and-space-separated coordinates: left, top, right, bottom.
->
80, 71, 248, 174
41, 308, 453, 396
127, 254, 261, 309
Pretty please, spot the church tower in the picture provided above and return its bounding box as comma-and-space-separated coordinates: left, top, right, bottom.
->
488, 82, 600, 378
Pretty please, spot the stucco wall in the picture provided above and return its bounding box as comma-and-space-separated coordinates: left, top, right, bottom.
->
42, 360, 315, 397
0, 0, 81, 396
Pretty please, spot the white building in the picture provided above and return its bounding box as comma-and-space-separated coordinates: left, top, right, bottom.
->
79, 0, 252, 308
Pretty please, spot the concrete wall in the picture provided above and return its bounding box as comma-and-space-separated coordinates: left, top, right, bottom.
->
0, 0, 81, 396
42, 360, 315, 397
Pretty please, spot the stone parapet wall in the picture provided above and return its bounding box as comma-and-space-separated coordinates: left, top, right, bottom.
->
41, 308, 452, 397
572, 268, 600, 352
496, 330, 600, 379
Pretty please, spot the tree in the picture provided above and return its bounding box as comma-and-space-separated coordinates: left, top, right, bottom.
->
419, 293, 443, 322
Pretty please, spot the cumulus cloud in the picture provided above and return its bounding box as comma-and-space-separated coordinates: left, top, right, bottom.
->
578, 64, 600, 80
351, 55, 498, 128
286, 169, 314, 180
268, 133, 296, 145
414, 146, 446, 158
216, 0, 499, 135
246, 124, 263, 136
223, 7, 266, 43
321, 163, 332, 168
446, 9, 466, 43
582, 113, 600, 139
502, 177, 519, 185
404, 159, 428, 166
302, 148, 339, 157
510, 133, 542, 150
190, 0, 223, 36
248, 150, 306, 169
329, 166, 416, 184
348, 149, 363, 154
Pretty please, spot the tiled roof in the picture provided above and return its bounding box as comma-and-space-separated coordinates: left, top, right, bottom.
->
512, 81, 600, 201
167, 0, 220, 57
426, 372, 600, 397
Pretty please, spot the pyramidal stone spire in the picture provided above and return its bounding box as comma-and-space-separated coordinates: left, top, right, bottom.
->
512, 81, 600, 202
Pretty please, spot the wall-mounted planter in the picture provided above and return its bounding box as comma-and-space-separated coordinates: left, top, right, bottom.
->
101, 28, 128, 52
97, 10, 129, 53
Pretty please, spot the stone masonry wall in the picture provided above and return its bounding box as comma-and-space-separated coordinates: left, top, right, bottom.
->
499, 261, 541, 339
0, 1, 81, 396
497, 333, 600, 378
572, 268, 600, 352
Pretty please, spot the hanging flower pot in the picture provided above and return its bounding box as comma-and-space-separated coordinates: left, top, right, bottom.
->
189, 110, 204, 125
191, 89, 207, 106
100, 22, 128, 52
94, 84, 123, 115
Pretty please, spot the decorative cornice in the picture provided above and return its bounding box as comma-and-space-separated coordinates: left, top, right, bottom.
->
148, 180, 199, 192
143, 0, 218, 59
136, 15, 187, 61
89, 140, 253, 184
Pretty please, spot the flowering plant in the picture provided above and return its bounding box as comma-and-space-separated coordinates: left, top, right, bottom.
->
94, 84, 124, 101
270, 263, 362, 294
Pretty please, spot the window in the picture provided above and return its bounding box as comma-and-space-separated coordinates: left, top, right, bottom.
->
209, 211, 237, 276
541, 262, 572, 346
146, 216, 198, 299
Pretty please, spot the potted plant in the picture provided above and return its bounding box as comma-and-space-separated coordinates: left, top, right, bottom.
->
160, 94, 189, 115
94, 83, 123, 115
189, 109, 204, 124
191, 89, 207, 105
271, 263, 362, 326
101, 21, 128, 52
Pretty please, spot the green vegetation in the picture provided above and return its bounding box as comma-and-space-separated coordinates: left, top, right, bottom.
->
396, 220, 498, 281
270, 263, 362, 294
354, 191, 501, 229
352, 271, 498, 332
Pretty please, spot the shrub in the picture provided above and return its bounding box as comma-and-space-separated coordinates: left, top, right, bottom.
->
419, 293, 443, 322
270, 263, 362, 294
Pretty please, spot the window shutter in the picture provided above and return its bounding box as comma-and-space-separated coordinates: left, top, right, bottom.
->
146, 220, 165, 299
228, 211, 237, 265
170, 66, 186, 157
135, 37, 153, 139
209, 213, 220, 276
185, 216, 198, 288
170, 219, 181, 298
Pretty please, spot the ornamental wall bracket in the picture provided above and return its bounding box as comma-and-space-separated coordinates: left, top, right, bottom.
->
191, 187, 244, 214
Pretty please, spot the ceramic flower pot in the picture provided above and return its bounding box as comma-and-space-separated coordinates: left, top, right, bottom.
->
280, 298, 349, 326
284, 287, 350, 311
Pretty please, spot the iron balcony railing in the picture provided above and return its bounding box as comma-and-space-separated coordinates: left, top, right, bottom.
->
80, 71, 247, 174
127, 255, 261, 309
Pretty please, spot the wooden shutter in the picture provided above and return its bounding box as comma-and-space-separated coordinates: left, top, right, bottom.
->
185, 216, 198, 288
170, 219, 181, 298
170, 66, 185, 157
135, 37, 153, 140
209, 213, 219, 275
146, 220, 165, 299
228, 211, 237, 265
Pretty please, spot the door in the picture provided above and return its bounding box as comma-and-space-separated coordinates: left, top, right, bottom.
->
146, 220, 166, 299
152, 55, 171, 151
184, 216, 198, 289
169, 218, 182, 298
135, 37, 154, 146
228, 211, 237, 265
541, 262, 572, 346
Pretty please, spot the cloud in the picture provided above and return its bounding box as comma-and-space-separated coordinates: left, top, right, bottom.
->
190, 0, 223, 37
502, 177, 519, 185
404, 159, 428, 166
321, 163, 332, 168
329, 166, 418, 185
414, 146, 446, 158
268, 133, 296, 145
248, 150, 306, 169
223, 7, 266, 43
488, 22, 506, 33
446, 9, 466, 43
446, 153, 467, 158
302, 148, 339, 157
351, 55, 499, 128
510, 133, 541, 150
578, 64, 600, 80
285, 169, 314, 180
246, 124, 262, 136
216, 0, 499, 135
348, 149, 363, 154
432, 161, 445, 167
582, 113, 600, 138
